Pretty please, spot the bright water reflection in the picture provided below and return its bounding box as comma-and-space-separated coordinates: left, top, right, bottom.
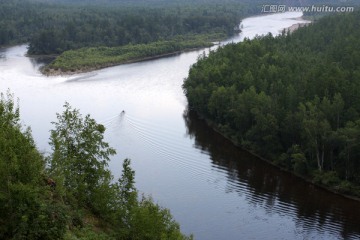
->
1, 12, 359, 240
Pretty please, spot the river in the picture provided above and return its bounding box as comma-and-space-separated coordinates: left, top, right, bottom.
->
1, 12, 360, 240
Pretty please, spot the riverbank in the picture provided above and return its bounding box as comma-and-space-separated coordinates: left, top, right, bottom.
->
193, 111, 360, 202
286, 22, 311, 33
285, 15, 312, 33
183, 11, 360, 202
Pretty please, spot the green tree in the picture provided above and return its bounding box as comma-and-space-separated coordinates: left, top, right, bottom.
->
0, 92, 67, 239
337, 121, 360, 180
112, 158, 138, 237
300, 100, 332, 172
49, 102, 116, 208
128, 196, 192, 240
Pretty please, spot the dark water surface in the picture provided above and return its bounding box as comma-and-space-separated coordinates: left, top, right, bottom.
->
1, 12, 359, 239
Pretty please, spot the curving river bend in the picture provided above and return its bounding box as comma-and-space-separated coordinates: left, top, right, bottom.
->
1, 12, 360, 240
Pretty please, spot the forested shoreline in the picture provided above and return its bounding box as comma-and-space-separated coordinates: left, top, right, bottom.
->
183, 10, 360, 198
0, 0, 257, 54
0, 0, 266, 74
4, 0, 356, 74
0, 92, 192, 239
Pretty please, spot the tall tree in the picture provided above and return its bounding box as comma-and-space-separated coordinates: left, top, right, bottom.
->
49, 102, 116, 207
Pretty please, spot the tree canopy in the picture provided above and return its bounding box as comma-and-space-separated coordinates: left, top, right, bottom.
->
0, 0, 260, 55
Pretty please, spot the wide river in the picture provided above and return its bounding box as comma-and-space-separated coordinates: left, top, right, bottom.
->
1, 12, 360, 239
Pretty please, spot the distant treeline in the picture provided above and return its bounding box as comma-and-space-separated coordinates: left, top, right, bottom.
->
0, 0, 263, 55
2, 0, 355, 55
183, 11, 360, 196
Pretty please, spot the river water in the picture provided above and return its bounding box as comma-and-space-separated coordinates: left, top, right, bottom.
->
1, 12, 360, 239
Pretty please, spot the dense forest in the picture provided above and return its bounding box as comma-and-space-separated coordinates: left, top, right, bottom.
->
3, 0, 356, 73
183, 10, 360, 197
0, 0, 263, 55
1, 0, 357, 55
0, 92, 192, 239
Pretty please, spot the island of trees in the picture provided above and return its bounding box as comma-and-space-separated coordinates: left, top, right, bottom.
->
0, 91, 192, 239
183, 10, 360, 198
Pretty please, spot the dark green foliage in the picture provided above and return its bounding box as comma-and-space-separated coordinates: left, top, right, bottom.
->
126, 196, 190, 240
12, 195, 68, 240
0, 0, 259, 54
183, 11, 360, 195
49, 102, 116, 208
0, 91, 68, 239
1, 0, 358, 52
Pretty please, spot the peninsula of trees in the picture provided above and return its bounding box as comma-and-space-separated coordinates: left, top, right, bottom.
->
42, 37, 215, 75
183, 10, 360, 197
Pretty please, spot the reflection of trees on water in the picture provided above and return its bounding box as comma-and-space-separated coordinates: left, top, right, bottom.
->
183, 108, 360, 239
29, 56, 54, 69
0, 50, 6, 62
